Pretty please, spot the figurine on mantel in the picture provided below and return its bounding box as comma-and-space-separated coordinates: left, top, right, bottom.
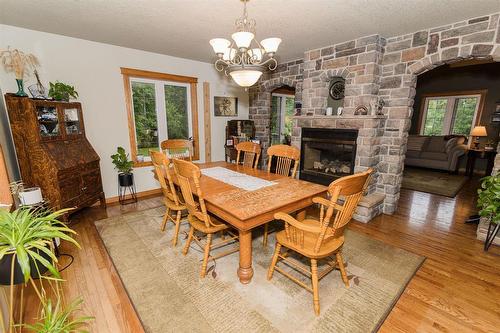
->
370, 98, 385, 115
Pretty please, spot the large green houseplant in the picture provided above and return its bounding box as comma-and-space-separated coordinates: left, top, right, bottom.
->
477, 173, 500, 251
48, 81, 78, 102
111, 146, 134, 187
0, 207, 92, 332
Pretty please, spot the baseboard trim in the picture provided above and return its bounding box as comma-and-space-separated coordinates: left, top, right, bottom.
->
105, 188, 162, 204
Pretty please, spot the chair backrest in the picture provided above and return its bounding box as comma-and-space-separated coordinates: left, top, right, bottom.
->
150, 151, 181, 206
172, 159, 213, 228
282, 168, 373, 254
161, 139, 193, 161
267, 144, 300, 178
236, 141, 261, 169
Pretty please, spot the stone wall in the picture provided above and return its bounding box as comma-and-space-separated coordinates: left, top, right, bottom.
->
249, 12, 500, 216
493, 142, 500, 175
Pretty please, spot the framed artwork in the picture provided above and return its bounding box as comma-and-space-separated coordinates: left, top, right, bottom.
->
214, 96, 238, 116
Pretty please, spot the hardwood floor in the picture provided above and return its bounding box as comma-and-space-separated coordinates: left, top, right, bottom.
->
23, 178, 500, 332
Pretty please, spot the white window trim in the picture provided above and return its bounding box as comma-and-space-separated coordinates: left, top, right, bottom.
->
420, 94, 482, 144
129, 77, 193, 160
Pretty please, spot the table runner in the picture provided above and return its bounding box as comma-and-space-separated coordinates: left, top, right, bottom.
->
201, 166, 276, 191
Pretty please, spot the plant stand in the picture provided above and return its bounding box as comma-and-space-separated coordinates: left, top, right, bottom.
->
117, 172, 137, 205
484, 220, 500, 251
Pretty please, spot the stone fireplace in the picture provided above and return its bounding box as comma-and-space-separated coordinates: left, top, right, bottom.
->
249, 12, 500, 222
300, 128, 357, 185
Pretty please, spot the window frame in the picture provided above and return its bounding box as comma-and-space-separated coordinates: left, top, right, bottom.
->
271, 92, 295, 144
121, 67, 199, 166
417, 90, 487, 140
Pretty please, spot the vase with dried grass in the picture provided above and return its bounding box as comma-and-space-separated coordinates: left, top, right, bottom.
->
0, 47, 39, 97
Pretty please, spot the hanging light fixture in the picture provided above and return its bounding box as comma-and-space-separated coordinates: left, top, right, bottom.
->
209, 0, 281, 87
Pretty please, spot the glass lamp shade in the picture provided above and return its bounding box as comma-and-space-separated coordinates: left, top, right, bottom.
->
231, 31, 255, 49
229, 70, 263, 87
209, 38, 231, 54
223, 48, 237, 61
470, 125, 487, 137
261, 38, 282, 53
247, 48, 263, 61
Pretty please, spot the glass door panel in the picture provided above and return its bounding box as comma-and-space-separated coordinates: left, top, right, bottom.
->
422, 98, 448, 135
63, 108, 81, 135
270, 96, 281, 145
36, 106, 60, 138
131, 81, 159, 157
164, 85, 189, 139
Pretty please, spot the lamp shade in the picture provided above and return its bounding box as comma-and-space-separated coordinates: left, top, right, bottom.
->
261, 38, 282, 53
471, 125, 487, 137
209, 38, 231, 54
223, 48, 237, 61
229, 70, 262, 87
247, 48, 262, 61
231, 31, 254, 49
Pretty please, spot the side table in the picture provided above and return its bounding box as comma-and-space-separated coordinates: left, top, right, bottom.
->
465, 149, 496, 177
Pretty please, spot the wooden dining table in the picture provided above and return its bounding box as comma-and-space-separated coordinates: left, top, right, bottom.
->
169, 161, 327, 284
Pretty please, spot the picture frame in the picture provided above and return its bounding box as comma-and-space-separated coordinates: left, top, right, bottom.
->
214, 96, 238, 116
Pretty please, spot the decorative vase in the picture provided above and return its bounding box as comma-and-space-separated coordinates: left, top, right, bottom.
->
15, 79, 28, 97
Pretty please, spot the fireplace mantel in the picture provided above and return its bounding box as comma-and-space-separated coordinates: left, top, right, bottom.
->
293, 115, 387, 120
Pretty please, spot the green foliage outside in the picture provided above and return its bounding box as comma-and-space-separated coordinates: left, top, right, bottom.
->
451, 97, 477, 136
132, 82, 189, 156
132, 82, 158, 155
423, 99, 447, 135
270, 95, 295, 145
423, 97, 478, 136
478, 173, 500, 225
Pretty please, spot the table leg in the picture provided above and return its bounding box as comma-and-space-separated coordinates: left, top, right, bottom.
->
237, 230, 253, 284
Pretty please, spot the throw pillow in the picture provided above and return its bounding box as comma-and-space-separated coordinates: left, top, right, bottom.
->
445, 137, 458, 153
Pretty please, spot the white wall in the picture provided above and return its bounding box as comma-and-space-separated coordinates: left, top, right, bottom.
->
0, 24, 249, 198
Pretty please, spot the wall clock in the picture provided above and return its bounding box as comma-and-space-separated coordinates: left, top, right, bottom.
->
329, 79, 345, 100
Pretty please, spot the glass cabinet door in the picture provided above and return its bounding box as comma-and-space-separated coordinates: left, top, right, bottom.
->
63, 107, 82, 135
36, 106, 60, 138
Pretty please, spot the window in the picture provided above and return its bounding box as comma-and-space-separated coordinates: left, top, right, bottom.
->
122, 68, 199, 165
419, 91, 485, 139
270, 94, 295, 145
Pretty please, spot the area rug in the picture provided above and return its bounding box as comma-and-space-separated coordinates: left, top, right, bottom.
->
401, 167, 468, 197
95, 207, 424, 333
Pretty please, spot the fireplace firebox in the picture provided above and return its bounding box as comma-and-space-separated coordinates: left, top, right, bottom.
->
299, 128, 358, 185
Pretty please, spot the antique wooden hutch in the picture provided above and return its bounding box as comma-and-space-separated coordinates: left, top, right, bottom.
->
5, 94, 105, 213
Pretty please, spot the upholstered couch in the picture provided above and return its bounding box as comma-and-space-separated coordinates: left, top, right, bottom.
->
405, 135, 468, 172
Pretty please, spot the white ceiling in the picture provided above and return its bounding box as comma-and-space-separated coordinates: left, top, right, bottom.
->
1, 0, 499, 63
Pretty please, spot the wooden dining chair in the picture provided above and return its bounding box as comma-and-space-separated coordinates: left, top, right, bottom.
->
172, 158, 239, 278
235, 141, 261, 169
150, 151, 187, 246
267, 168, 373, 315
161, 139, 193, 161
263, 144, 301, 246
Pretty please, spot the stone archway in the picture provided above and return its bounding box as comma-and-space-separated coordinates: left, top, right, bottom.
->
380, 42, 500, 213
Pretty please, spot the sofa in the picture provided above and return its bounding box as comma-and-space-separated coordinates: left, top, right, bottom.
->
405, 135, 468, 172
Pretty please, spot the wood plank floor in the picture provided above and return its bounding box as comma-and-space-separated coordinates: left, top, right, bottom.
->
23, 177, 500, 332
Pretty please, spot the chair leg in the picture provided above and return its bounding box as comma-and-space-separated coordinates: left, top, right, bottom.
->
263, 223, 269, 246
267, 243, 282, 280
311, 259, 320, 316
183, 226, 194, 255
161, 208, 170, 231
172, 210, 182, 247
336, 252, 349, 288
200, 234, 213, 278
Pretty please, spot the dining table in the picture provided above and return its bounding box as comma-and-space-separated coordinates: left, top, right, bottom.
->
168, 161, 328, 284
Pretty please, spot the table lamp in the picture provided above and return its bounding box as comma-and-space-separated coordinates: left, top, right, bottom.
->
470, 125, 487, 149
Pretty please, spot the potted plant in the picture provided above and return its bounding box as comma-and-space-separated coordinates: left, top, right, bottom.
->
477, 173, 500, 251
0, 207, 90, 332
48, 81, 79, 102
0, 47, 39, 97
111, 146, 134, 187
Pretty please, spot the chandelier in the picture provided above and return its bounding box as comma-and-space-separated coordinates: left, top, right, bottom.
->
209, 0, 281, 87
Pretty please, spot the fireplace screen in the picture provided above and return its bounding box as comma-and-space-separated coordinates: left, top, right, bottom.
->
299, 128, 358, 185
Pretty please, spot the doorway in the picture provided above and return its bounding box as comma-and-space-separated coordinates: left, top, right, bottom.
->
270, 86, 295, 145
